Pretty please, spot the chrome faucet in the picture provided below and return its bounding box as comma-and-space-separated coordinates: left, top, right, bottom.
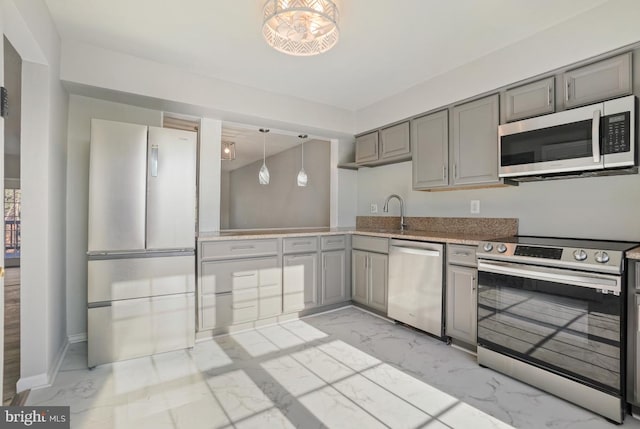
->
383, 194, 407, 230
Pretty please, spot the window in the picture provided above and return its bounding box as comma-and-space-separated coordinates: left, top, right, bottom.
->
5, 189, 20, 260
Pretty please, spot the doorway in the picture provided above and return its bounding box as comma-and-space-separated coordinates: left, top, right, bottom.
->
3, 36, 21, 405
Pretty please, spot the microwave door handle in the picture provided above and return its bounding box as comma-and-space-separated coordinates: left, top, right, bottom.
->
592, 109, 601, 163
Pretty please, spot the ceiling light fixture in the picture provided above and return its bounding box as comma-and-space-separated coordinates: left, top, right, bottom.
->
297, 134, 308, 187
221, 141, 236, 161
259, 128, 270, 185
262, 0, 340, 57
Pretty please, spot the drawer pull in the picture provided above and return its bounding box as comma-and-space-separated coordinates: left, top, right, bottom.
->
231, 245, 255, 251
293, 241, 311, 246
232, 272, 256, 278
326, 239, 342, 243
453, 251, 471, 257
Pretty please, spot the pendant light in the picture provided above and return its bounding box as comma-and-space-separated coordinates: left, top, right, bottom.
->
259, 128, 270, 185
221, 141, 236, 161
297, 134, 308, 187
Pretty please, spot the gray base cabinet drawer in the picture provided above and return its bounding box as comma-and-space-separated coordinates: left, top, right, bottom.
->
446, 244, 477, 267
321, 235, 347, 251
283, 236, 318, 254
201, 239, 278, 260
352, 235, 388, 254
201, 257, 278, 294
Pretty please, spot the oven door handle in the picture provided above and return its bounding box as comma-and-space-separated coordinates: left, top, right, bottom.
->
478, 260, 621, 294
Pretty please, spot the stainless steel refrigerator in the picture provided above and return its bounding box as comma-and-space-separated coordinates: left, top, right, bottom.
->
87, 119, 196, 367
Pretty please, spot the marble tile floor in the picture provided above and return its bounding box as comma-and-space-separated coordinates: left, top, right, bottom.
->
27, 306, 640, 429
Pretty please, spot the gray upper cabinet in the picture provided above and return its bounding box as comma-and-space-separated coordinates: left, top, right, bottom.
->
380, 121, 411, 161
505, 77, 555, 122
355, 131, 379, 164
563, 52, 632, 108
412, 110, 449, 190
451, 94, 500, 186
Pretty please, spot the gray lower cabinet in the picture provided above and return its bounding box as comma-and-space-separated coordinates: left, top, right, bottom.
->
200, 256, 281, 329
283, 252, 318, 312
412, 110, 449, 190
283, 236, 319, 312
355, 132, 379, 164
451, 94, 500, 186
445, 244, 477, 345
563, 52, 632, 109
504, 76, 555, 122
351, 237, 388, 314
198, 238, 281, 331
321, 249, 347, 305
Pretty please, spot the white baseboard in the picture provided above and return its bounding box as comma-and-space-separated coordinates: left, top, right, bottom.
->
17, 338, 70, 393
68, 333, 87, 344
16, 373, 48, 393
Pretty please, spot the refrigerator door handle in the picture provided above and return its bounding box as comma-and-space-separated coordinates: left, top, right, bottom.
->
151, 144, 159, 177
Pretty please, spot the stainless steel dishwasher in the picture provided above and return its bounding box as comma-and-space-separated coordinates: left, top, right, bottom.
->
388, 239, 444, 337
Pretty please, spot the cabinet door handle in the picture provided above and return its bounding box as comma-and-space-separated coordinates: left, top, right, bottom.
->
565, 80, 570, 102
547, 86, 552, 107
442, 165, 447, 180
453, 164, 457, 178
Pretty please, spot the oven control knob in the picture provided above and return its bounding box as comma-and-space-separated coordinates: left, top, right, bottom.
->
573, 249, 588, 261
595, 251, 610, 263
483, 243, 494, 252
497, 244, 507, 253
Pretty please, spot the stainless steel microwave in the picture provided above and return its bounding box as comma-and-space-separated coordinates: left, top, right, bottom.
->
499, 95, 636, 178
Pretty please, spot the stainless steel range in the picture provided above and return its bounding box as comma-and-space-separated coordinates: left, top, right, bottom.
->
476, 236, 638, 424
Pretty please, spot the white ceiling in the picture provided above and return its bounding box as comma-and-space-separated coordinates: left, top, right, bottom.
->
44, 0, 609, 111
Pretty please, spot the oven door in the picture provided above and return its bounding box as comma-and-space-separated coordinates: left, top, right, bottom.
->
499, 102, 605, 177
477, 260, 624, 395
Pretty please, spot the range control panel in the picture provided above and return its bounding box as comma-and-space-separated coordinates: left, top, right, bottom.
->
477, 242, 624, 274
603, 112, 630, 154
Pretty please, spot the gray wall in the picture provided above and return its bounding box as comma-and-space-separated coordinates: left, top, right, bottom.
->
357, 161, 640, 241
4, 37, 20, 185
224, 140, 330, 229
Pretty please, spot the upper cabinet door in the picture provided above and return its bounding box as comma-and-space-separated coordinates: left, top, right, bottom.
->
412, 110, 449, 190
451, 94, 500, 186
563, 52, 632, 109
380, 121, 411, 161
355, 131, 379, 164
505, 77, 555, 122
146, 127, 197, 250
88, 119, 148, 253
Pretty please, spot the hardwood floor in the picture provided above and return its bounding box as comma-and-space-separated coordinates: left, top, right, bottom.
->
4, 267, 20, 405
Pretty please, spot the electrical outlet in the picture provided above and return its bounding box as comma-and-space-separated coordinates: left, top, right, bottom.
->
370, 203, 378, 214
470, 200, 480, 214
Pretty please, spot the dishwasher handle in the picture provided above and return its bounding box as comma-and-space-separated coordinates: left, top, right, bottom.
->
391, 246, 441, 257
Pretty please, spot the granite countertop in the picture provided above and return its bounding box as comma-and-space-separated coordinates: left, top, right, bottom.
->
627, 246, 640, 260
198, 227, 505, 246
